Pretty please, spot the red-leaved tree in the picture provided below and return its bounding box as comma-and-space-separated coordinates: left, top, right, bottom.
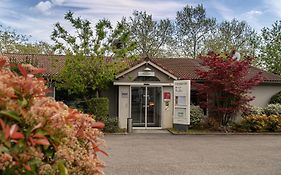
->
195, 52, 262, 127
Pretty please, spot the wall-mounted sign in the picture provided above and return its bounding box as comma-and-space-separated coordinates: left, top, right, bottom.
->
121, 92, 129, 98
138, 71, 155, 77
163, 92, 171, 101
173, 80, 190, 125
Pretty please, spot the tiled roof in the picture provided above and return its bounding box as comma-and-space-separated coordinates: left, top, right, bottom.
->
3, 53, 281, 83
3, 53, 65, 77
149, 58, 281, 83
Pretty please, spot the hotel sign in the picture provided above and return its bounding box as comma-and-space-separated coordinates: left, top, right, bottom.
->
138, 71, 155, 77
173, 80, 190, 125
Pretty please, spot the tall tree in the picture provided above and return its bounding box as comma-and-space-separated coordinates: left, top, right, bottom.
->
0, 25, 53, 54
51, 11, 135, 57
16, 41, 54, 55
51, 11, 134, 98
258, 20, 281, 75
127, 11, 173, 57
205, 19, 259, 57
0, 25, 29, 54
175, 4, 216, 58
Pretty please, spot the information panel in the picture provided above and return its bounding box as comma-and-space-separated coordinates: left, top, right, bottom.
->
173, 80, 191, 125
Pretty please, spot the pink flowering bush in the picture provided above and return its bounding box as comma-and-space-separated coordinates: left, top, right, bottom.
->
0, 58, 106, 175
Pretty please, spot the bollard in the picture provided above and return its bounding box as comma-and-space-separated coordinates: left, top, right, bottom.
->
127, 118, 133, 133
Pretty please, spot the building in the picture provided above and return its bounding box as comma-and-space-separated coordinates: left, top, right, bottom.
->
4, 53, 281, 129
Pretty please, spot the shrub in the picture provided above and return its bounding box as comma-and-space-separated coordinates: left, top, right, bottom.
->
103, 117, 119, 133
190, 105, 204, 128
263, 104, 281, 115
87, 97, 109, 121
87, 98, 120, 133
0, 59, 106, 174
241, 115, 281, 132
266, 115, 281, 131
241, 115, 267, 132
269, 91, 281, 104
248, 106, 264, 115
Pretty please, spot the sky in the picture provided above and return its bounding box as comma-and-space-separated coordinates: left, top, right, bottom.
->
0, 0, 280, 43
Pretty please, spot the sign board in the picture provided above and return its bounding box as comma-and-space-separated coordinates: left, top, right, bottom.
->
138, 71, 155, 77
173, 80, 190, 125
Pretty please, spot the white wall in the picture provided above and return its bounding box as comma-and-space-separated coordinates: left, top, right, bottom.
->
250, 84, 281, 107
162, 86, 174, 128
118, 86, 130, 128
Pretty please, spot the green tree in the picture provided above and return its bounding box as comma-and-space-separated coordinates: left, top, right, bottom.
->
206, 19, 259, 57
16, 41, 54, 54
175, 4, 216, 58
51, 11, 135, 99
51, 11, 135, 57
258, 20, 281, 74
0, 25, 54, 54
0, 25, 29, 53
128, 11, 173, 57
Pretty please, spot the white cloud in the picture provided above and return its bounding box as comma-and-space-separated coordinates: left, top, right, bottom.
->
61, 0, 186, 21
245, 10, 262, 17
240, 10, 264, 32
35, 1, 53, 13
51, 0, 65, 5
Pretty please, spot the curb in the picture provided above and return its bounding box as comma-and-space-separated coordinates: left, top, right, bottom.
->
104, 132, 128, 135
167, 130, 281, 135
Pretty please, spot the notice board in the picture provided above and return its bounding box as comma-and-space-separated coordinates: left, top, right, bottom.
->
173, 80, 191, 125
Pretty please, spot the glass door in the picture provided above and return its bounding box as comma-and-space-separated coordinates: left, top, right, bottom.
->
147, 87, 161, 127
131, 87, 146, 127
131, 86, 161, 128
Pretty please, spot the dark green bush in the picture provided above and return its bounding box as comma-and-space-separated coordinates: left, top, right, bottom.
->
269, 91, 281, 104
190, 105, 204, 128
87, 97, 109, 121
86, 97, 120, 133
103, 117, 119, 133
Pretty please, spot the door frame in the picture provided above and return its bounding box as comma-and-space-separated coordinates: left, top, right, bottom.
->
130, 85, 163, 129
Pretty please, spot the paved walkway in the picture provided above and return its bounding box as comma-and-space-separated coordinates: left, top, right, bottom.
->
103, 133, 281, 175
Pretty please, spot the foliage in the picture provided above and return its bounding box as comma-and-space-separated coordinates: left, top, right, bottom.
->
205, 19, 259, 57
241, 115, 281, 132
15, 41, 54, 55
86, 98, 119, 133
0, 58, 106, 175
269, 91, 281, 104
0, 25, 29, 54
263, 104, 281, 116
87, 98, 109, 121
195, 52, 262, 127
103, 117, 119, 133
175, 4, 216, 58
52, 11, 134, 98
190, 105, 204, 128
243, 106, 264, 116
258, 20, 281, 75
0, 25, 53, 54
55, 54, 125, 98
51, 11, 135, 57
127, 11, 173, 57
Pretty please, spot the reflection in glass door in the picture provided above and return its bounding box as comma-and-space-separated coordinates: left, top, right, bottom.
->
131, 86, 161, 128
131, 87, 145, 127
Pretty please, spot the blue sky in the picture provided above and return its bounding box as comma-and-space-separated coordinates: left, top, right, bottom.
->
0, 0, 280, 43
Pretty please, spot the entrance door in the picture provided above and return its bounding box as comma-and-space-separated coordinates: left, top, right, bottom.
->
131, 86, 161, 128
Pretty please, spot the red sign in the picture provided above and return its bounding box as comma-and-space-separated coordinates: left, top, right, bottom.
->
163, 92, 171, 100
